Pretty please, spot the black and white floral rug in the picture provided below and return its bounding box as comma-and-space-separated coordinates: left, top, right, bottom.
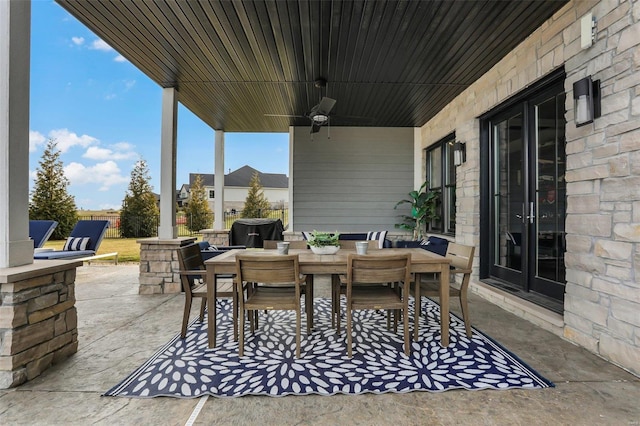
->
104, 298, 553, 398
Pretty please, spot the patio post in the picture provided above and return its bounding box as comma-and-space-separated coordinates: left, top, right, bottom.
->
213, 130, 225, 230
0, 0, 33, 268
158, 87, 178, 239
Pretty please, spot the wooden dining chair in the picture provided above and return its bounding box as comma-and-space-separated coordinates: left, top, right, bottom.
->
345, 253, 412, 357
332, 240, 380, 331
236, 254, 305, 358
412, 242, 475, 338
177, 243, 239, 339
259, 240, 313, 330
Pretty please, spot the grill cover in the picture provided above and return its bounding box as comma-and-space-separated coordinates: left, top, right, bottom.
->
229, 218, 284, 248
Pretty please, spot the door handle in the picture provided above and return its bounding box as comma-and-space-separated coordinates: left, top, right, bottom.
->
518, 203, 535, 224
527, 202, 535, 224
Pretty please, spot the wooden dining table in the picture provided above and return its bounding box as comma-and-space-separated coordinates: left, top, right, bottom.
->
204, 247, 451, 349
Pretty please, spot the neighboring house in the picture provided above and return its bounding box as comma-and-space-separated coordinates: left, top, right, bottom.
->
181, 165, 288, 212
176, 185, 190, 208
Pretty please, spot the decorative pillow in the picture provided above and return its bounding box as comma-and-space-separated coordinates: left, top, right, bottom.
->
420, 236, 449, 256
366, 231, 388, 249
63, 236, 90, 251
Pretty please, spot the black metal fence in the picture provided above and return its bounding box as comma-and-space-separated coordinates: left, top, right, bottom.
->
79, 209, 288, 239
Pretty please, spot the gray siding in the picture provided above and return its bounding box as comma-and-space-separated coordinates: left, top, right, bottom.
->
292, 127, 414, 232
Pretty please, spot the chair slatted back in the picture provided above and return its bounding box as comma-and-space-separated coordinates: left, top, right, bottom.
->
236, 255, 301, 286
446, 243, 475, 272
348, 254, 411, 285
177, 244, 205, 292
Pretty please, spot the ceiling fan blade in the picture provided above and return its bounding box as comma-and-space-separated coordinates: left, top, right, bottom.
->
316, 97, 336, 114
310, 122, 321, 134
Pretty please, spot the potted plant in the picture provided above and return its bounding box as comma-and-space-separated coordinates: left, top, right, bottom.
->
394, 181, 440, 241
307, 230, 340, 255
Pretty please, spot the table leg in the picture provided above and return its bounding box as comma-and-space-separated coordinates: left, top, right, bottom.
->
439, 265, 450, 347
413, 274, 420, 341
308, 274, 314, 329
206, 266, 216, 348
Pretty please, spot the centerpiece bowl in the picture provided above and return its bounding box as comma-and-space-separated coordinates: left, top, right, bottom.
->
309, 245, 340, 255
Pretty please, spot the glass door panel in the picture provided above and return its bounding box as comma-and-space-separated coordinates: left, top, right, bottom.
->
532, 93, 566, 299
491, 112, 525, 286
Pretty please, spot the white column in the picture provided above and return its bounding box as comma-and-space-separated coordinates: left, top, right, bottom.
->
288, 126, 295, 231
158, 87, 177, 239
413, 127, 422, 188
0, 0, 32, 268
213, 130, 225, 230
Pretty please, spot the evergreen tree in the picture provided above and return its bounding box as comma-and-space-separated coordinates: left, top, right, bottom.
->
184, 174, 212, 232
120, 159, 159, 238
241, 172, 271, 218
29, 139, 78, 240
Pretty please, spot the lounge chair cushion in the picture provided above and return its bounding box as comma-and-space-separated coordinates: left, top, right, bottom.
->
63, 237, 91, 251
34, 250, 96, 260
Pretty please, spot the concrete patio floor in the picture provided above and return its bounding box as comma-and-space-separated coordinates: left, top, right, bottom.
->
0, 263, 638, 425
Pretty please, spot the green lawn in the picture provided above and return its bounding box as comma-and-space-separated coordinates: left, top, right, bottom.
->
44, 237, 201, 262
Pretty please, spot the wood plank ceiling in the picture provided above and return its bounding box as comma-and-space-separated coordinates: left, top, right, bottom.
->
56, 0, 568, 133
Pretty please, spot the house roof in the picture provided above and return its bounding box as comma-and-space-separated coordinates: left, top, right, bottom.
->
189, 165, 288, 189
55, 0, 567, 133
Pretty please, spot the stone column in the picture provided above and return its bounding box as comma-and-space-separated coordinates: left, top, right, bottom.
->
158, 87, 178, 239
138, 237, 196, 294
0, 0, 33, 268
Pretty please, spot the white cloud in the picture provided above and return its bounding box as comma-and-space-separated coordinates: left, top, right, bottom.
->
114, 55, 127, 63
64, 160, 129, 191
105, 93, 117, 100
124, 80, 136, 91
29, 130, 46, 152
71, 36, 85, 46
112, 142, 135, 151
48, 128, 98, 153
83, 146, 137, 161
90, 39, 113, 52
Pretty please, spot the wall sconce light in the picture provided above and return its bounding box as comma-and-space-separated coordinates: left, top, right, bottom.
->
453, 142, 466, 166
573, 76, 601, 127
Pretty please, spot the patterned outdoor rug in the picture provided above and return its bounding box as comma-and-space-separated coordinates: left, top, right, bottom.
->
104, 298, 553, 398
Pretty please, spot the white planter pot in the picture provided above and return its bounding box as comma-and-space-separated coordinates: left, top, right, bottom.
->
309, 245, 340, 255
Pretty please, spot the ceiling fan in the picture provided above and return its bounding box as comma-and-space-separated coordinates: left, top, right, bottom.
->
265, 78, 337, 134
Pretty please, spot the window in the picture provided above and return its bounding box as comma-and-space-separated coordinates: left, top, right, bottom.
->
426, 133, 456, 234
208, 190, 215, 199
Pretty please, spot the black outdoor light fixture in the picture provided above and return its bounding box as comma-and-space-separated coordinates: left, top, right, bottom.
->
573, 76, 601, 127
453, 141, 466, 166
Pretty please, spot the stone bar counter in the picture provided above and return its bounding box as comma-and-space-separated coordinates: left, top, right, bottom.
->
0, 260, 82, 388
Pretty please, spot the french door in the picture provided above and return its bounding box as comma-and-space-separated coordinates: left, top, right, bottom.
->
487, 79, 566, 302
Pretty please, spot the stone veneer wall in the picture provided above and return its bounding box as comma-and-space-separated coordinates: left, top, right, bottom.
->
138, 237, 196, 294
418, 0, 639, 376
0, 260, 81, 388
200, 229, 230, 247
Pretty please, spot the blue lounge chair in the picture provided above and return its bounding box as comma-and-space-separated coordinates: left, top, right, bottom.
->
34, 220, 110, 260
29, 220, 58, 249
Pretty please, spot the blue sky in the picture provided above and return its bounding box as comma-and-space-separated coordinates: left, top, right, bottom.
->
29, 1, 289, 211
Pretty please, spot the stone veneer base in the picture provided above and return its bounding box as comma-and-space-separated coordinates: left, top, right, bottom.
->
137, 237, 196, 294
0, 259, 82, 389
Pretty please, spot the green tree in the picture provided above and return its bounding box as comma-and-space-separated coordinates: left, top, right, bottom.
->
241, 172, 271, 218
184, 174, 212, 232
120, 159, 159, 238
29, 139, 78, 240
